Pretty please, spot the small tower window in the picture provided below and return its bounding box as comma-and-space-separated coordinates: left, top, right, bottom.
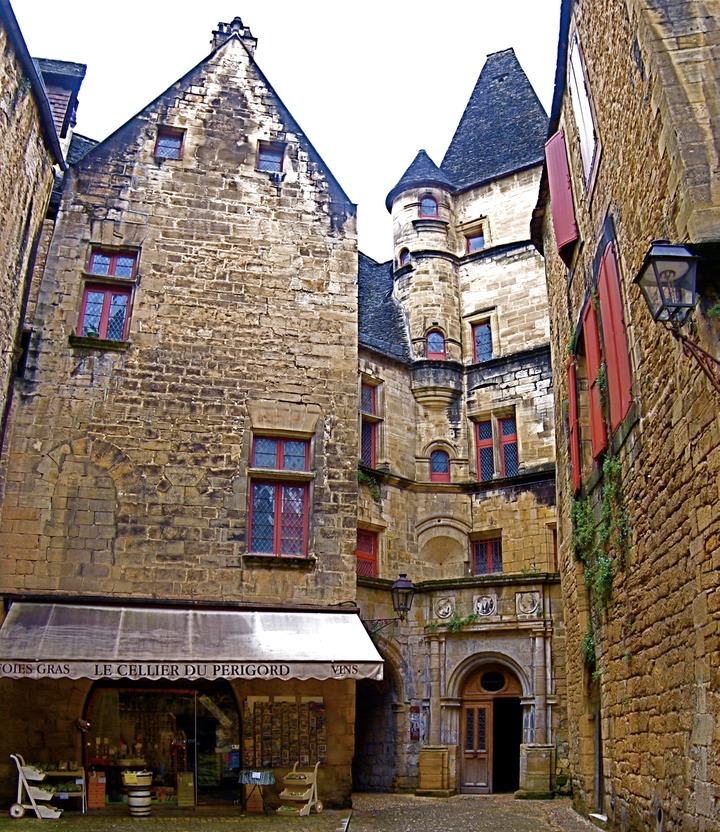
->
399, 248, 411, 266
426, 329, 446, 359
420, 196, 438, 218
430, 449, 450, 483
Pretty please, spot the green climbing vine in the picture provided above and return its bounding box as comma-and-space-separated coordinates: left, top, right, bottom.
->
571, 453, 630, 677
358, 468, 381, 502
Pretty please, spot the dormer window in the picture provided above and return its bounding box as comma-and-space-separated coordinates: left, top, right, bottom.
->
257, 141, 284, 173
420, 196, 438, 218
426, 329, 446, 359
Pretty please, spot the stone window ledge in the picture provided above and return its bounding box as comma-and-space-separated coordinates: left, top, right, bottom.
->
69, 334, 130, 352
243, 554, 317, 570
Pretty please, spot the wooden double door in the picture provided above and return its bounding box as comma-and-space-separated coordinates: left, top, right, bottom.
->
460, 665, 522, 794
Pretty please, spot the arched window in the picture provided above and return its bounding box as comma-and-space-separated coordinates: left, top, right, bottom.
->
420, 196, 438, 218
430, 449, 450, 482
399, 248, 411, 266
426, 329, 446, 359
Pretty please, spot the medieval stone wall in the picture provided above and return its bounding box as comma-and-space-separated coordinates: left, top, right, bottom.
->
541, 0, 720, 827
0, 36, 358, 607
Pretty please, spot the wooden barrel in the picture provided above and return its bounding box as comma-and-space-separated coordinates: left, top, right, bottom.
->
127, 788, 152, 817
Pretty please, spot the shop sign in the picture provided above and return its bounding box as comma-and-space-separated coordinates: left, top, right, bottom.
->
0, 660, 382, 681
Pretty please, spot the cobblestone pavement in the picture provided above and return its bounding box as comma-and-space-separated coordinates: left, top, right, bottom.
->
0, 793, 598, 832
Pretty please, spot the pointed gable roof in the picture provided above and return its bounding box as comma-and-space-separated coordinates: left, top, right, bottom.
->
385, 149, 456, 210
441, 48, 548, 189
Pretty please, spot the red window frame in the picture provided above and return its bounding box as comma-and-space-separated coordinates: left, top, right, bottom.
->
472, 321, 492, 362
466, 232, 485, 253
473, 538, 503, 575
499, 417, 518, 477
78, 284, 132, 340
476, 420, 494, 482
426, 330, 446, 359
420, 196, 438, 218
597, 242, 632, 433
87, 249, 137, 279
154, 126, 185, 160
249, 437, 310, 557
360, 383, 378, 467
355, 529, 378, 577
257, 142, 284, 173
581, 299, 608, 459
430, 449, 450, 482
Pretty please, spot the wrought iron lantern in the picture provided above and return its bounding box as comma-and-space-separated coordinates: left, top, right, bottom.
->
634, 240, 698, 324
389, 573, 416, 621
635, 240, 720, 394
364, 574, 416, 635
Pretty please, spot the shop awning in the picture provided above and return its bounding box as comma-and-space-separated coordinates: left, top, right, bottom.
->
0, 602, 383, 681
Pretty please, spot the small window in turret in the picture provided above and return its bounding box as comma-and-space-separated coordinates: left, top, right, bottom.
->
426, 330, 446, 359
420, 196, 438, 218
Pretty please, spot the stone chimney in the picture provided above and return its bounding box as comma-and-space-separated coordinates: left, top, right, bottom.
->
211, 17, 257, 55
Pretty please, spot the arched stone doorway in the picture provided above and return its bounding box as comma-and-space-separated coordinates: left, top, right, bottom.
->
459, 663, 522, 794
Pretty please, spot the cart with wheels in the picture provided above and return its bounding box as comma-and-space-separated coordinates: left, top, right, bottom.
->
277, 761, 322, 816
9, 754, 63, 819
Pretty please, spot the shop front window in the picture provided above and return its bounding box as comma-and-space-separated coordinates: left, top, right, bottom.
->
85, 683, 240, 806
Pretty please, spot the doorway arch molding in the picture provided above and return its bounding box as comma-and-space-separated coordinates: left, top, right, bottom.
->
445, 650, 531, 699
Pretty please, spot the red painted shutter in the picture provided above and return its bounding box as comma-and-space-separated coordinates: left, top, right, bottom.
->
582, 300, 608, 459
545, 130, 579, 265
567, 359, 581, 492
597, 242, 633, 433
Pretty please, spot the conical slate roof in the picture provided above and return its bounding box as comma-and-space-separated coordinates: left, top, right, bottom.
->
441, 48, 548, 188
385, 149, 456, 210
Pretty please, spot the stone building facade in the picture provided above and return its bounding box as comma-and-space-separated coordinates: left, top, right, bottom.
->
0, 9, 566, 813
533, 0, 720, 829
354, 49, 565, 797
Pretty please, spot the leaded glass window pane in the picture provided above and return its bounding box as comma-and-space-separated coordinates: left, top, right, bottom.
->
258, 145, 283, 173
427, 331, 445, 355
82, 292, 104, 337
156, 133, 182, 159
420, 197, 437, 217
106, 293, 128, 340
283, 440, 307, 471
360, 383, 375, 414
474, 322, 492, 361
114, 256, 135, 278
431, 450, 449, 474
89, 253, 111, 275
491, 539, 503, 573
280, 485, 305, 555
250, 483, 276, 552
253, 438, 278, 468
361, 421, 375, 467
503, 442, 519, 477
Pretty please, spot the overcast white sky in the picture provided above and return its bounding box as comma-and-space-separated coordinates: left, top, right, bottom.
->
12, 1, 561, 262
